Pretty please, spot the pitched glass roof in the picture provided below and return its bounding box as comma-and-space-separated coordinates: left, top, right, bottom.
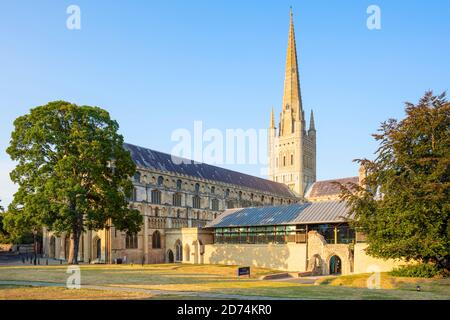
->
206, 201, 352, 228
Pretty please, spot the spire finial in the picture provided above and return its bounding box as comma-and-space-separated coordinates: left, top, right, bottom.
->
270, 107, 276, 128
281, 6, 303, 123
309, 109, 316, 131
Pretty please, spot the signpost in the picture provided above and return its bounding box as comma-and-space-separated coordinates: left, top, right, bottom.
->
238, 266, 251, 278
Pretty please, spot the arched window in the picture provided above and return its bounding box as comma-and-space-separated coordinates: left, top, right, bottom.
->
225, 189, 230, 198
194, 183, 200, 194
192, 195, 201, 209
173, 193, 182, 207
133, 172, 141, 183
283, 156, 286, 166
175, 240, 182, 261
151, 189, 161, 204
270, 197, 274, 205
211, 199, 219, 211
291, 154, 294, 165
154, 207, 159, 217
210, 186, 215, 194
261, 195, 265, 203
157, 176, 164, 186
226, 200, 234, 209
238, 191, 242, 200
126, 233, 138, 249
176, 179, 182, 190
176, 209, 181, 218
152, 231, 161, 249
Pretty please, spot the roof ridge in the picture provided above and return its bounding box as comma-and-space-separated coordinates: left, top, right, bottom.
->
123, 142, 297, 198
314, 176, 359, 183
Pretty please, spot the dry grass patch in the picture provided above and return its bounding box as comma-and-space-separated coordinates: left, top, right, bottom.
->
0, 285, 154, 300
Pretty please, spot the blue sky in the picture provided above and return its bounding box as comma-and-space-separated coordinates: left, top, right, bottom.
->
0, 0, 449, 206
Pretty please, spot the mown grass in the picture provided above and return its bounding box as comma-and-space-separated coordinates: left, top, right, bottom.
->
0, 264, 448, 300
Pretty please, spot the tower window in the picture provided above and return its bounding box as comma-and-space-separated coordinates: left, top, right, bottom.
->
283, 156, 286, 166
291, 154, 294, 165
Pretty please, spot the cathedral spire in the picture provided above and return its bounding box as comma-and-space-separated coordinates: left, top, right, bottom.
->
270, 107, 275, 128
309, 109, 315, 131
282, 7, 303, 120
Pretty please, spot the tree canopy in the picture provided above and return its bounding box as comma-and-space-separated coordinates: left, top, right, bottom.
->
340, 91, 450, 270
6, 101, 142, 263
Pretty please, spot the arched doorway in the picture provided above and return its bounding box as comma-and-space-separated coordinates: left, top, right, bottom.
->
309, 254, 323, 275
167, 249, 174, 263
329, 255, 342, 275
49, 236, 56, 258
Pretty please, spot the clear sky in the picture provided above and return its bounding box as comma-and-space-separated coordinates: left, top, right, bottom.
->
0, 0, 449, 207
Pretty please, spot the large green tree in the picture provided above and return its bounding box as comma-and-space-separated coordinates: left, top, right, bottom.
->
339, 91, 450, 270
6, 101, 142, 264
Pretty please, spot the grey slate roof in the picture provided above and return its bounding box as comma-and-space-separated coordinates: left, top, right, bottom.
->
305, 177, 359, 199
206, 201, 353, 228
123, 143, 296, 198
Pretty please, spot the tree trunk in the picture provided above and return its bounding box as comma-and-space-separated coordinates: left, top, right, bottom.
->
68, 213, 83, 265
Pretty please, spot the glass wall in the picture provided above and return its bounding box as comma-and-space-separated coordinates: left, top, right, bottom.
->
214, 225, 297, 244
308, 224, 355, 244
213, 224, 355, 245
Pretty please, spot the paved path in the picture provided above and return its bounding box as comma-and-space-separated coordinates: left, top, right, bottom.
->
0, 280, 306, 300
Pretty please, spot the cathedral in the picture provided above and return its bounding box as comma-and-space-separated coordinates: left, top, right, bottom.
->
43, 10, 404, 275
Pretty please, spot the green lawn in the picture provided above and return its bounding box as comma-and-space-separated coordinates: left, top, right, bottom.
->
0, 264, 448, 300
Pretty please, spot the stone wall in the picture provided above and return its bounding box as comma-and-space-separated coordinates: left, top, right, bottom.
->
204, 243, 307, 272
353, 243, 408, 274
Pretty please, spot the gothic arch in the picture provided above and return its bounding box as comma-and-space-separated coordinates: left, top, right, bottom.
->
326, 253, 344, 275
152, 230, 161, 249
167, 249, 174, 263
175, 240, 182, 262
